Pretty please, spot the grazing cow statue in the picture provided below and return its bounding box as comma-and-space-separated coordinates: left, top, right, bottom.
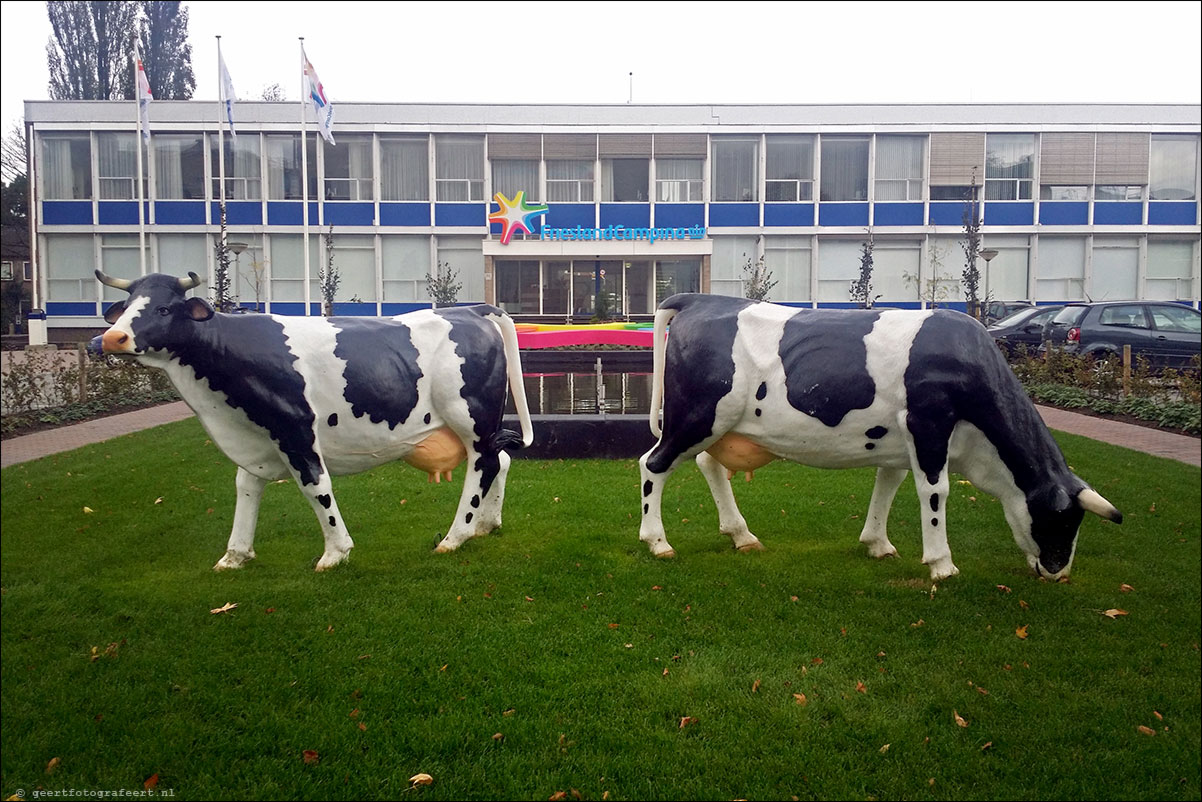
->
92, 270, 533, 570
639, 294, 1122, 581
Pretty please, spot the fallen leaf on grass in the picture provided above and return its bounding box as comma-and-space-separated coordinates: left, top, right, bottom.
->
358, 722, 367, 731
1120, 583, 1135, 593
752, 679, 761, 693
525, 596, 534, 602
855, 681, 867, 694
153, 497, 163, 505
492, 732, 503, 741
662, 668, 669, 677
811, 657, 824, 665
1019, 600, 1030, 610
954, 710, 969, 728
1153, 710, 1163, 721
981, 742, 993, 751
549, 793, 567, 802
1102, 609, 1129, 619
911, 619, 925, 628
679, 716, 698, 728
409, 772, 434, 786
349, 708, 359, 718
46, 757, 60, 774
1137, 725, 1156, 736
143, 774, 159, 791
302, 750, 319, 765
210, 602, 238, 615
793, 693, 807, 706
1015, 625, 1029, 640
83, 506, 93, 514
608, 623, 619, 629
879, 743, 890, 753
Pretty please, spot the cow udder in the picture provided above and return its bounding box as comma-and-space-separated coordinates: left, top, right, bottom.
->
707, 434, 779, 481
404, 427, 467, 483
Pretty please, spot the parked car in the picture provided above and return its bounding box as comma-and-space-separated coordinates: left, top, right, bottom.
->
1041, 301, 1201, 370
983, 300, 1034, 326
987, 305, 1064, 355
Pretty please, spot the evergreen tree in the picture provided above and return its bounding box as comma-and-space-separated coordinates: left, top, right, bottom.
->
46, 0, 138, 100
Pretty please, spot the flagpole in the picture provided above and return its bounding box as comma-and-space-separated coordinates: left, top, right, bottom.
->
300, 37, 311, 316
133, 38, 147, 276
217, 35, 228, 259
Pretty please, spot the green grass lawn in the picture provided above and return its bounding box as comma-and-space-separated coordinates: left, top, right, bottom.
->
2, 419, 1199, 801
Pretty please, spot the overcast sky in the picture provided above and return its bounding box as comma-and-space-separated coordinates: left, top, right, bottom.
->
2, 0, 1200, 135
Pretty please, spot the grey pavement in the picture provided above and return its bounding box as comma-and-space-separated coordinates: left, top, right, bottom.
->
1, 401, 1199, 470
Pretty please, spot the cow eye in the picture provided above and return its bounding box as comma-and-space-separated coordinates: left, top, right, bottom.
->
157, 306, 170, 316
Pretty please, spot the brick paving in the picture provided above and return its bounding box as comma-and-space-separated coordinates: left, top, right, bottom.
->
1, 401, 1198, 470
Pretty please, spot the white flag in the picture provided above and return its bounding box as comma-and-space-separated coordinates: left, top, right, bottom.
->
219, 49, 237, 138
302, 46, 335, 145
136, 52, 153, 141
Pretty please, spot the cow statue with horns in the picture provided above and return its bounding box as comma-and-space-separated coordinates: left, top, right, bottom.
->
638, 293, 1122, 581
92, 270, 533, 570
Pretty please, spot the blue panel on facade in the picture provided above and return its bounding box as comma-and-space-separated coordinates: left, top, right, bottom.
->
545, 204, 594, 228
1092, 202, 1142, 225
763, 203, 813, 227
379, 203, 430, 226
42, 201, 93, 225
599, 204, 651, 228
708, 203, 759, 227
1148, 201, 1198, 225
872, 203, 923, 226
47, 302, 98, 316
266, 202, 319, 226
97, 201, 140, 225
1038, 202, 1089, 225
323, 202, 375, 226
155, 201, 206, 225
211, 201, 263, 225
984, 202, 1033, 225
382, 302, 430, 316
269, 302, 305, 316
655, 204, 705, 228
435, 203, 486, 227
330, 302, 378, 316
927, 202, 963, 225
818, 203, 869, 227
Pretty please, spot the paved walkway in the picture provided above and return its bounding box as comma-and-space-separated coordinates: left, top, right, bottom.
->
1, 401, 1199, 470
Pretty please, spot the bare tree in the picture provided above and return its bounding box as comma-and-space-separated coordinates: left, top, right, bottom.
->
46, 1, 138, 100
260, 83, 288, 102
961, 171, 984, 319
1, 121, 28, 185
137, 1, 195, 100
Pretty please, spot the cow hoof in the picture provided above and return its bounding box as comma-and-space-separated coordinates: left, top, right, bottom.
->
927, 561, 960, 582
736, 540, 766, 553
315, 550, 350, 572
214, 550, 254, 570
655, 549, 677, 559
865, 543, 899, 559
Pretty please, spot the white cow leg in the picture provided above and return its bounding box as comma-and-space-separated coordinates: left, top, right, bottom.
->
214, 468, 268, 570
910, 464, 957, 581
474, 449, 510, 535
435, 446, 491, 552
695, 451, 763, 552
638, 449, 678, 558
859, 467, 907, 559
299, 476, 354, 571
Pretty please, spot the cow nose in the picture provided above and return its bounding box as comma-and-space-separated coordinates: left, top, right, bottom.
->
101, 328, 133, 353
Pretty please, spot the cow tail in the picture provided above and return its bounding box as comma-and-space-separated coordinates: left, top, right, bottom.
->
492, 310, 534, 449
649, 306, 679, 438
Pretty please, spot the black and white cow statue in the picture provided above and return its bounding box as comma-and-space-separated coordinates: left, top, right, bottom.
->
92, 270, 533, 570
639, 293, 1122, 581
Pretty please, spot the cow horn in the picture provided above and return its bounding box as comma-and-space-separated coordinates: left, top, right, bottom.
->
177, 272, 203, 291
95, 269, 132, 290
1078, 488, 1123, 523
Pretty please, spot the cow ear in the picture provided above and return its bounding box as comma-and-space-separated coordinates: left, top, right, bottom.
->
103, 301, 126, 325
184, 297, 215, 321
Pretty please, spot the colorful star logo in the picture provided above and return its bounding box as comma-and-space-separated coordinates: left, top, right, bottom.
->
488, 191, 549, 245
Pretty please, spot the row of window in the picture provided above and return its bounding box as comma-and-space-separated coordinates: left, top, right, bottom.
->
39, 131, 1199, 206
39, 232, 1196, 310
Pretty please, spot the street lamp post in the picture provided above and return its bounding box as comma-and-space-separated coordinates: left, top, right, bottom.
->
228, 241, 248, 312
980, 248, 999, 320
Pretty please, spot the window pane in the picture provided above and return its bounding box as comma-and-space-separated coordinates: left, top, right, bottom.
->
381, 137, 429, 201
98, 133, 141, 199
435, 136, 484, 202
154, 134, 205, 199
655, 158, 702, 202
547, 160, 593, 202
210, 133, 262, 200
820, 137, 868, 201
42, 135, 92, 199
601, 158, 649, 202
712, 138, 758, 202
492, 159, 540, 201
874, 136, 924, 201
266, 134, 317, 200
1150, 135, 1198, 200
324, 136, 373, 201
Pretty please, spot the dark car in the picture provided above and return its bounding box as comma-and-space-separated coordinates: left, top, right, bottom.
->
983, 300, 1034, 326
1042, 301, 1201, 370
987, 305, 1064, 355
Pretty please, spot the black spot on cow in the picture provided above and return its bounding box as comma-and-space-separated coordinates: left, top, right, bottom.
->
335, 319, 423, 430
643, 503, 649, 514
930, 494, 940, 512
327, 413, 338, 427
755, 382, 768, 401
424, 412, 431, 424
465, 512, 474, 524
864, 442, 875, 450
930, 517, 939, 527
866, 426, 888, 439
471, 494, 480, 508
328, 516, 336, 527
317, 494, 332, 509
645, 294, 750, 474
168, 314, 324, 486
643, 480, 653, 497
755, 408, 762, 417
780, 310, 880, 427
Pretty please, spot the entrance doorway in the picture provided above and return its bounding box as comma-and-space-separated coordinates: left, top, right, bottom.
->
495, 257, 700, 320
